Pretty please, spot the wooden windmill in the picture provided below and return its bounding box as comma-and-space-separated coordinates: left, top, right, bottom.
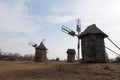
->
29, 39, 48, 62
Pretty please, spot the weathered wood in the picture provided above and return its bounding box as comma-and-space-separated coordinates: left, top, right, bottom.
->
79, 24, 109, 63
66, 49, 76, 62
35, 42, 47, 62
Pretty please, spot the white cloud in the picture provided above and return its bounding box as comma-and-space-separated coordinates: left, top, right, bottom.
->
0, 0, 43, 54
47, 15, 77, 23
101, 0, 120, 17
0, 0, 39, 34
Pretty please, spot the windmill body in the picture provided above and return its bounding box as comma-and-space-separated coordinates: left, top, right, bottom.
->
66, 49, 76, 62
78, 24, 109, 63
29, 40, 48, 62
35, 42, 47, 62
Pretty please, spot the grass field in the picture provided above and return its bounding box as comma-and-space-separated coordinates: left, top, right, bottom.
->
0, 61, 120, 80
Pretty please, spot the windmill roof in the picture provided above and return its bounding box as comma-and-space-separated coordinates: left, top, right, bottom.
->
78, 24, 108, 38
67, 49, 76, 55
36, 42, 47, 50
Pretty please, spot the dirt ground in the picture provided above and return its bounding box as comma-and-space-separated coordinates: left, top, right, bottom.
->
0, 61, 120, 80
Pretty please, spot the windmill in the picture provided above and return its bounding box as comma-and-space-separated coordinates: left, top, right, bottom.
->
28, 39, 48, 62
61, 19, 81, 61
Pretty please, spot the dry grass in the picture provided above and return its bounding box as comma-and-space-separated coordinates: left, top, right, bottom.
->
0, 61, 120, 80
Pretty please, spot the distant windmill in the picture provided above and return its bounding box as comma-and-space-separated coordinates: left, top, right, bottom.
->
28, 39, 48, 62
61, 19, 81, 61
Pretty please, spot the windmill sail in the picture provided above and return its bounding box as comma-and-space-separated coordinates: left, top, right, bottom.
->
28, 41, 37, 47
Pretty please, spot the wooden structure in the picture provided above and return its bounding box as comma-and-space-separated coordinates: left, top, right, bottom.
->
78, 24, 109, 63
66, 49, 76, 62
35, 42, 47, 62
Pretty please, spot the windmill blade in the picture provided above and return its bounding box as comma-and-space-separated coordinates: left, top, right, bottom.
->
28, 41, 37, 47
107, 37, 120, 51
28, 41, 35, 45
76, 19, 81, 32
61, 27, 70, 33
62, 25, 73, 31
61, 28, 69, 34
61, 25, 76, 37
105, 46, 120, 56
42, 38, 46, 44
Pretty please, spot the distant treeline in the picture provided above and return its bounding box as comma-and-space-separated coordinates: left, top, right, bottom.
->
110, 56, 120, 63
0, 49, 34, 61
0, 49, 120, 62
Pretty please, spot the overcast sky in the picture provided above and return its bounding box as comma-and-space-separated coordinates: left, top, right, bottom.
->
0, 0, 120, 60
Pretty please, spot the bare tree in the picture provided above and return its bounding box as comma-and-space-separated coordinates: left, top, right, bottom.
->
56, 57, 60, 61
24, 54, 34, 61
115, 56, 120, 63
